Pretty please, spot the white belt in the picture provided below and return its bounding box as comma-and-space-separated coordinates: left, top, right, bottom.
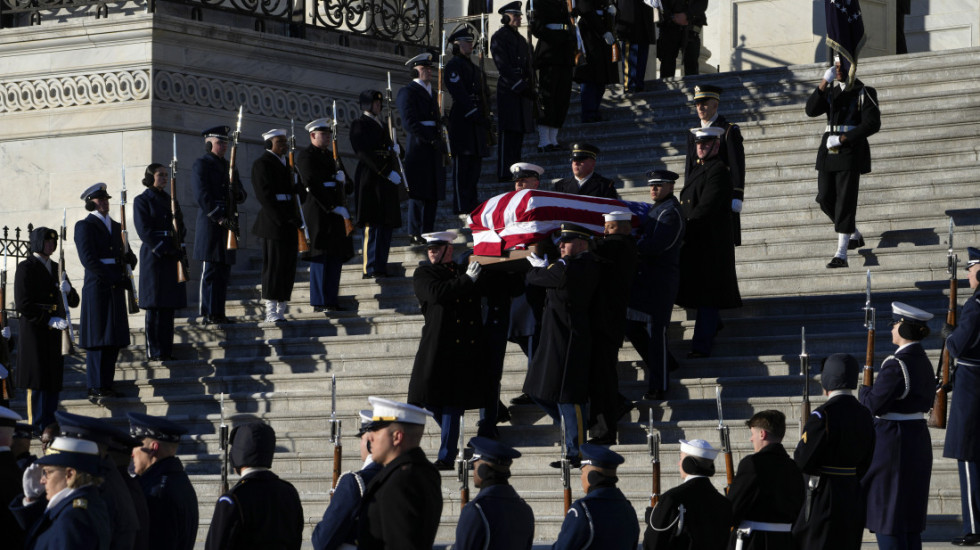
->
275, 194, 291, 201
99, 258, 117, 264
825, 125, 856, 133
545, 23, 569, 30
877, 412, 925, 421
738, 521, 792, 532
420, 121, 437, 127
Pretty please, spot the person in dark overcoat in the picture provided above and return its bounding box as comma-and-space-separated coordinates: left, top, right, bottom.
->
643, 439, 733, 550
206, 422, 303, 550
74, 183, 136, 404
446, 26, 491, 214
523, 223, 602, 466
106, 428, 149, 550
625, 170, 684, 401
357, 397, 442, 550
454, 437, 535, 549
296, 118, 354, 313
397, 52, 446, 241
944, 247, 980, 545
555, 444, 638, 549
727, 410, 805, 550
491, 2, 535, 181
128, 412, 200, 550
476, 266, 525, 439
684, 85, 746, 246
191, 125, 247, 325
616, 0, 655, 93
792, 353, 875, 550
350, 90, 402, 276
859, 302, 934, 549
408, 231, 486, 467
14, 227, 78, 433
676, 127, 741, 358
552, 143, 619, 199
656, 0, 707, 78
134, 163, 188, 361
804, 58, 880, 268
530, 0, 576, 151
572, 0, 619, 123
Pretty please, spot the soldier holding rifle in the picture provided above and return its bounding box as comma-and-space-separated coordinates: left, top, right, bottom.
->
553, 444, 637, 549
75, 183, 136, 405
445, 25, 491, 215
134, 162, 188, 361
192, 124, 247, 326
529, 0, 576, 151
14, 227, 78, 433
491, 1, 535, 181
571, 0, 619, 123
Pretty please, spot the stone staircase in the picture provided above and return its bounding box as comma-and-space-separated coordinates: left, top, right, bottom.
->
10, 46, 980, 545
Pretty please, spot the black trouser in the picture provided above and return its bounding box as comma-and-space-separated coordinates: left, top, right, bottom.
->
537, 64, 573, 128
657, 24, 700, 78
453, 154, 482, 214
588, 339, 624, 439
816, 169, 860, 234
497, 130, 525, 180
626, 319, 670, 393
260, 236, 298, 301
145, 308, 175, 359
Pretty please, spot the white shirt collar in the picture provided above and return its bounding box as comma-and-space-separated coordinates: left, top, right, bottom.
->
93, 212, 112, 233
828, 389, 853, 398
413, 78, 432, 95
700, 113, 719, 128
240, 466, 270, 479
362, 455, 375, 470
682, 474, 706, 483
576, 172, 593, 186
32, 252, 52, 268
267, 150, 287, 166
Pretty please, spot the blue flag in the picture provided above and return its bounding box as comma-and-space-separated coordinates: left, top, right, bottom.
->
825, 0, 866, 88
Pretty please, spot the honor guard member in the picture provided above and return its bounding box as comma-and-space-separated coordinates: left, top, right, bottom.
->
75, 183, 136, 404
128, 412, 200, 550
625, 171, 684, 401
106, 426, 150, 550
676, 127, 742, 358
350, 89, 402, 277
643, 439, 733, 550
1, 406, 26, 549
792, 353, 875, 550
805, 56, 880, 268
491, 1, 535, 181
134, 163, 188, 361
14, 227, 78, 433
408, 231, 485, 469
656, 0, 707, 78
684, 85, 746, 245
312, 411, 384, 550
251, 128, 302, 323
9, 436, 112, 550
192, 125, 247, 325
944, 247, 980, 546
616, 0, 656, 93
524, 223, 602, 468
453, 437, 535, 550
397, 52, 447, 242
55, 411, 143, 550
555, 444, 639, 549
727, 410, 804, 550
553, 143, 620, 199
860, 303, 935, 550
529, 0, 576, 151
296, 117, 355, 314
446, 26, 492, 215
357, 397, 442, 550
571, 0, 619, 123
206, 422, 303, 550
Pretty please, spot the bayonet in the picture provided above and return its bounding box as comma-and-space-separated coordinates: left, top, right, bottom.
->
863, 270, 876, 386
329, 374, 342, 490
456, 414, 469, 507
219, 392, 229, 493
119, 168, 140, 313
716, 385, 734, 493
648, 416, 660, 507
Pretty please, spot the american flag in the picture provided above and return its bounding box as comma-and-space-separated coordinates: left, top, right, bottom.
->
467, 189, 652, 256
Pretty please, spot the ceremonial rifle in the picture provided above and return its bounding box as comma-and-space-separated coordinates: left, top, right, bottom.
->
478, 14, 498, 145
119, 171, 140, 314
385, 72, 411, 192
456, 413, 469, 507
288, 119, 312, 254
863, 270, 876, 387
226, 106, 243, 251
329, 374, 342, 491
438, 30, 453, 162
331, 101, 355, 236
525, 4, 543, 121
559, 414, 572, 513
566, 0, 586, 66
59, 209, 76, 355
0, 247, 11, 400
219, 392, 230, 493
800, 326, 810, 438
648, 416, 660, 508
716, 385, 734, 493
930, 217, 957, 428
170, 134, 190, 283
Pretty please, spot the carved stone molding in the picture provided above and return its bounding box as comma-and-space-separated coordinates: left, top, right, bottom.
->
0, 69, 150, 113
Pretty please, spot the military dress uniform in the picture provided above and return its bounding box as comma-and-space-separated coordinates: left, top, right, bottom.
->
555, 445, 639, 550
491, 4, 536, 180
206, 469, 303, 550
616, 0, 656, 92
446, 28, 491, 214
530, 0, 576, 149
656, 0, 707, 78
553, 144, 620, 199
134, 184, 188, 360
312, 458, 383, 550
571, 0, 619, 123
727, 442, 805, 550
644, 477, 733, 550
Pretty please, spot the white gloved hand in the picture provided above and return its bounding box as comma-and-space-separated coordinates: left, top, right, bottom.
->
47, 317, 68, 331
527, 253, 548, 268
603, 32, 616, 46
823, 66, 836, 83
731, 199, 743, 213
465, 261, 482, 282
607, 4, 617, 16
1, 326, 9, 339
335, 171, 346, 184
393, 143, 401, 155
23, 463, 44, 500
826, 135, 842, 149
60, 280, 71, 294
388, 171, 402, 185
331, 206, 351, 220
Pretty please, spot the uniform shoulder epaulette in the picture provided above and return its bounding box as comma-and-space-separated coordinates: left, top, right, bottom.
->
72, 498, 88, 509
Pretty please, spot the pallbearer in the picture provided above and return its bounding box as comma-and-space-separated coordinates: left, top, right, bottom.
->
555, 444, 638, 550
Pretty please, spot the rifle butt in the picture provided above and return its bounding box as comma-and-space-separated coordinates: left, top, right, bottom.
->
176, 258, 188, 284
724, 452, 735, 494
863, 330, 875, 386
226, 229, 239, 251
611, 41, 621, 62
332, 445, 342, 489
297, 229, 310, 254
651, 462, 660, 508
461, 488, 469, 507
61, 330, 73, 356
563, 489, 572, 514
126, 290, 139, 315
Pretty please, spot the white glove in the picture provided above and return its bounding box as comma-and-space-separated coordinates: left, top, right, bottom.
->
60, 280, 71, 294
527, 253, 548, 268
607, 4, 617, 16
826, 135, 842, 149
603, 32, 616, 46
823, 66, 836, 83
388, 171, 402, 185
331, 206, 351, 220
335, 171, 346, 184
1, 326, 9, 339
48, 317, 68, 330
23, 463, 44, 500
393, 143, 401, 155
465, 261, 482, 282
731, 199, 743, 213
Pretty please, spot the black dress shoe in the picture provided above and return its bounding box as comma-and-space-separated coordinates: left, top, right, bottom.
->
313, 306, 326, 313
362, 273, 377, 279
100, 387, 118, 398
953, 534, 980, 546
148, 356, 161, 362
549, 456, 581, 469
587, 434, 617, 445
848, 236, 865, 250
433, 459, 454, 471
643, 390, 665, 401
87, 388, 102, 405
613, 401, 635, 422
496, 403, 512, 424
324, 304, 347, 312
826, 256, 848, 268
510, 393, 534, 405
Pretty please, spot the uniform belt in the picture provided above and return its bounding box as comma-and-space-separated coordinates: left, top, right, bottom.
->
738, 521, 792, 532
150, 230, 173, 237
825, 125, 856, 133
957, 358, 980, 368
545, 23, 569, 30
595, 9, 604, 14
420, 121, 437, 127
820, 465, 856, 476
99, 258, 117, 264
275, 194, 292, 201
876, 412, 925, 421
